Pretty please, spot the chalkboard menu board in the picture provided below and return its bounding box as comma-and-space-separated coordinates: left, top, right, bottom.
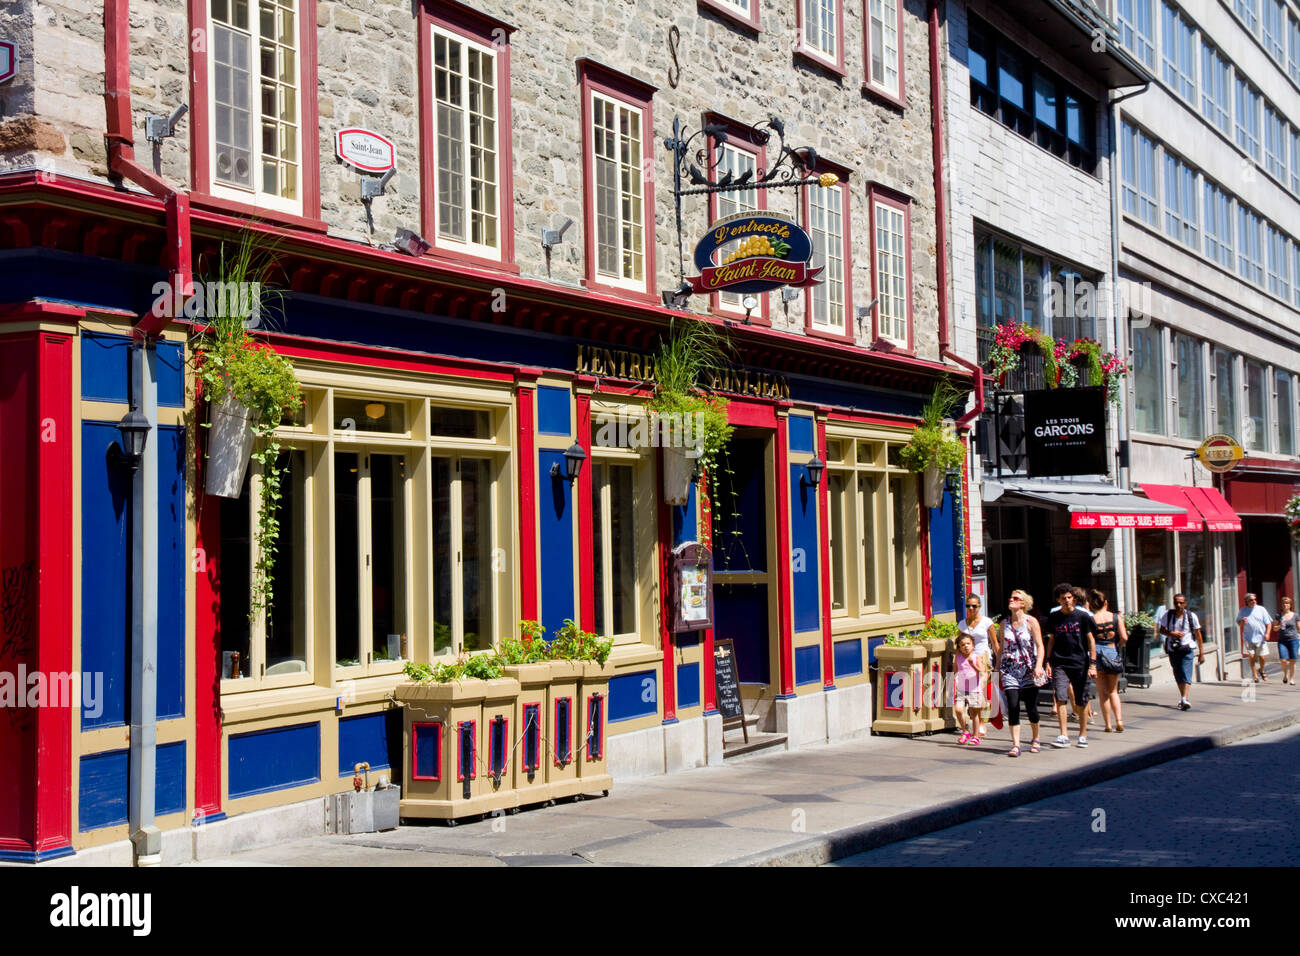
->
712, 639, 743, 723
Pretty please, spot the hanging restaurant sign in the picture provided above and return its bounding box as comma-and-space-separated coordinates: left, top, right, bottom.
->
687, 213, 822, 295
335, 128, 396, 173
1024, 386, 1108, 478
1194, 433, 1244, 474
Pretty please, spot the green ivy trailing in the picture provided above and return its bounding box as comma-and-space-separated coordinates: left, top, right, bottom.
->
191, 232, 302, 633
898, 375, 966, 475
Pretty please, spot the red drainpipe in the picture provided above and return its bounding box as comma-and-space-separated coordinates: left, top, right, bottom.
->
928, 0, 984, 430
104, 0, 193, 335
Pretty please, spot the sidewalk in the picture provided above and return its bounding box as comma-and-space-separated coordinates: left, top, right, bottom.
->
192, 677, 1300, 867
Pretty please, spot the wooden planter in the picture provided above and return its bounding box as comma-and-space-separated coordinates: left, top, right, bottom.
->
545, 660, 585, 800
503, 661, 556, 806
921, 638, 954, 731
577, 661, 615, 796
872, 644, 928, 736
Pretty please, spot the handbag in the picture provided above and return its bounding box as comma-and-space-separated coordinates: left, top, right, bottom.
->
1162, 611, 1192, 656
1096, 644, 1124, 673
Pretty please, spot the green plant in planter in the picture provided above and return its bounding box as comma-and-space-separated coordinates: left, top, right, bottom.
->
191, 233, 302, 631
883, 631, 925, 647
898, 376, 966, 475
1123, 610, 1157, 636
550, 619, 614, 664
648, 319, 734, 536
496, 620, 551, 665
917, 618, 959, 643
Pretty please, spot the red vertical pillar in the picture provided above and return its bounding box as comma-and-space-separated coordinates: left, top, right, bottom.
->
516, 376, 539, 620
921, 500, 933, 618
658, 454, 677, 723
575, 390, 595, 631
193, 427, 224, 821
774, 414, 794, 697
701, 478, 716, 714
817, 417, 834, 689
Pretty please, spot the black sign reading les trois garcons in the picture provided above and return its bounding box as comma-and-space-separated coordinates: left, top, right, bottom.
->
1024, 386, 1108, 477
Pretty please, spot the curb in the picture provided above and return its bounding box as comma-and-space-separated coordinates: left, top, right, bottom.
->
726, 707, 1300, 867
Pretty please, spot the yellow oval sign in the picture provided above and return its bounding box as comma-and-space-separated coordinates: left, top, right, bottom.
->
1196, 433, 1244, 473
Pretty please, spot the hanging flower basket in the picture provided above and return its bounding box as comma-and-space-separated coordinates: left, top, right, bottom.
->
204, 393, 257, 498
662, 445, 698, 506
1286, 492, 1300, 543
922, 465, 945, 509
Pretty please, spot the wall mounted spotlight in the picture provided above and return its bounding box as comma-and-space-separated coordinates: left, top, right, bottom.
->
550, 442, 587, 484
542, 217, 574, 276
661, 281, 693, 310
361, 167, 397, 234
145, 102, 188, 175
394, 227, 431, 257
803, 455, 825, 489
856, 297, 879, 336
742, 295, 759, 323
779, 285, 800, 318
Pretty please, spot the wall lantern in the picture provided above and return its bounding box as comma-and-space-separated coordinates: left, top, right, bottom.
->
111, 405, 151, 473
803, 456, 825, 489
551, 442, 587, 484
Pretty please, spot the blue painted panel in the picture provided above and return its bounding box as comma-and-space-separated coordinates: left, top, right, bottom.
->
834, 638, 864, 678
538, 450, 575, 638
867, 636, 886, 668
157, 425, 186, 720
711, 436, 767, 572
228, 722, 321, 799
928, 489, 958, 616
788, 415, 815, 454
78, 742, 186, 831
790, 465, 820, 634
537, 385, 571, 435
714, 583, 769, 684
338, 711, 400, 776
671, 477, 698, 547
81, 421, 131, 729
676, 662, 701, 710
609, 670, 658, 723
156, 340, 185, 408
81, 331, 131, 403
794, 644, 821, 686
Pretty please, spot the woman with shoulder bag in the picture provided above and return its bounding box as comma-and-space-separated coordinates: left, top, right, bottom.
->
1275, 596, 1298, 686
996, 589, 1046, 757
1090, 589, 1127, 732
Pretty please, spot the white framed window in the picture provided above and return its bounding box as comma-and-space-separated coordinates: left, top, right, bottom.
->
1174, 333, 1205, 440
1203, 179, 1234, 269
714, 142, 760, 313
1131, 320, 1165, 435
1121, 121, 1159, 227
590, 91, 646, 290
1263, 0, 1285, 62
1289, 12, 1300, 85
1237, 205, 1264, 286
1161, 2, 1195, 104
1235, 76, 1261, 162
1235, 0, 1259, 34
1291, 126, 1300, 194
1213, 347, 1238, 437
209, 0, 301, 213
867, 0, 901, 98
1245, 360, 1269, 451
431, 25, 501, 259
1200, 42, 1231, 137
1275, 368, 1295, 456
1118, 0, 1156, 69
1267, 226, 1291, 301
807, 179, 846, 334
590, 458, 651, 646
873, 198, 909, 346
1293, 244, 1300, 307
802, 0, 840, 66
1164, 152, 1199, 249
1264, 105, 1287, 183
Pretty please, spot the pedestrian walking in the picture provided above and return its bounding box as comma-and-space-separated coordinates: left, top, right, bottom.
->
1159, 592, 1204, 709
1044, 583, 1097, 748
1271, 596, 1297, 686
1089, 589, 1127, 732
959, 593, 997, 735
1237, 593, 1273, 683
992, 589, 1045, 756
953, 634, 987, 746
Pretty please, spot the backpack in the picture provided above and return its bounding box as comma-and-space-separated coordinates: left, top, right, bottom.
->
1163, 610, 1192, 655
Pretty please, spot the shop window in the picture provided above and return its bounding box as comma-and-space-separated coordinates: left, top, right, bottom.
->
591, 462, 638, 643
1276, 369, 1295, 456
799, 0, 843, 72
430, 406, 493, 439
1213, 348, 1238, 437
871, 190, 911, 348
1200, 42, 1231, 137
334, 396, 408, 435
220, 448, 311, 687
804, 163, 851, 338
865, 0, 903, 102
1174, 333, 1204, 440
432, 456, 497, 655
206, 0, 304, 214
1245, 360, 1269, 451
828, 472, 848, 613
1117, 0, 1155, 69
1131, 321, 1165, 435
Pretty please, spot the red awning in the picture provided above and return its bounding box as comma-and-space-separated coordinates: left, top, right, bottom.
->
1184, 486, 1242, 531
1138, 484, 1242, 532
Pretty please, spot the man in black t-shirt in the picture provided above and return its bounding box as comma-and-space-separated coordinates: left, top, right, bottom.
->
1044, 583, 1098, 749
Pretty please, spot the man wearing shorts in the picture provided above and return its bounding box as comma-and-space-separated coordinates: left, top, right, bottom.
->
1158, 593, 1203, 710
1044, 583, 1097, 748
1237, 593, 1274, 683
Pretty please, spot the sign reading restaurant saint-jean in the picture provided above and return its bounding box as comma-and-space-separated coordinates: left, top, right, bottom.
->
335, 128, 396, 173
576, 344, 791, 400
687, 212, 822, 295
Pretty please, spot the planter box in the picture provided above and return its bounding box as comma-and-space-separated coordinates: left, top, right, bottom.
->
576, 661, 615, 795
503, 662, 556, 806
205, 396, 256, 498
545, 661, 585, 800
872, 645, 927, 736
396, 677, 520, 821
920, 638, 953, 732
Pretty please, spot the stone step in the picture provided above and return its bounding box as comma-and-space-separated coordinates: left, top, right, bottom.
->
722, 731, 788, 759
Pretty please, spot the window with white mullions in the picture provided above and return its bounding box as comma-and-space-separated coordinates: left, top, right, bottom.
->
1235, 0, 1259, 34
1263, 0, 1285, 62
592, 92, 644, 287
808, 180, 845, 333
1163, 152, 1198, 250
1236, 205, 1264, 287
803, 0, 839, 63
1275, 369, 1295, 456
1121, 121, 1158, 227
867, 0, 900, 96
1235, 76, 1261, 162
432, 27, 500, 257
1213, 348, 1237, 438
1200, 42, 1230, 137
1161, 2, 1195, 104
431, 455, 497, 656
1117, 0, 1155, 69
874, 199, 908, 345
1175, 333, 1204, 440
1245, 360, 1269, 451
1265, 106, 1287, 184
591, 462, 638, 642
714, 143, 760, 313
1291, 126, 1300, 194
1268, 226, 1291, 302
1289, 11, 1300, 85
210, 0, 300, 207
1203, 178, 1234, 269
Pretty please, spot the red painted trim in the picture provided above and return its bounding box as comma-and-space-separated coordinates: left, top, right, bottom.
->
702, 478, 717, 711
827, 409, 922, 428
553, 698, 573, 767
585, 694, 605, 758
193, 376, 223, 819
456, 720, 477, 781
700, 0, 762, 30
521, 702, 541, 771
658, 453, 677, 723
705, 113, 771, 327
920, 491, 933, 618
775, 416, 795, 695
861, 0, 908, 108
576, 393, 595, 632
577, 59, 659, 302
961, 462, 973, 591
867, 186, 914, 352
517, 386, 538, 620
264, 336, 517, 381
411, 721, 443, 781
727, 400, 779, 428
187, 0, 322, 225
817, 419, 834, 687
800, 159, 854, 343
793, 0, 847, 76
417, 1, 518, 271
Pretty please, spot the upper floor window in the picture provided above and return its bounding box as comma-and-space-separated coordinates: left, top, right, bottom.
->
707, 121, 767, 321
1291, 126, 1300, 193
866, 0, 904, 102
1163, 151, 1198, 249
1288, 12, 1300, 85
1263, 0, 1285, 62
1117, 0, 1156, 69
1264, 106, 1288, 183
1213, 348, 1237, 437
1245, 360, 1269, 451
1161, 2, 1195, 104
800, 0, 844, 71
1200, 42, 1231, 137
701, 0, 760, 30
1131, 320, 1165, 435
1237, 205, 1264, 286
974, 230, 1097, 342
804, 164, 851, 337
871, 189, 911, 348
1121, 121, 1158, 227
208, 0, 302, 213
1267, 225, 1291, 301
1235, 76, 1261, 162
579, 61, 656, 296
1174, 333, 1204, 440
1235, 0, 1259, 35
1276, 368, 1295, 456
1203, 178, 1234, 269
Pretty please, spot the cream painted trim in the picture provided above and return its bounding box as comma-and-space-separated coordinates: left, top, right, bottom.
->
830, 609, 927, 638
79, 718, 191, 756
609, 645, 664, 668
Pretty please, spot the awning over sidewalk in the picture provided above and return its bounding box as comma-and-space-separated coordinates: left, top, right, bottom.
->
983, 479, 1189, 529
1139, 484, 1243, 532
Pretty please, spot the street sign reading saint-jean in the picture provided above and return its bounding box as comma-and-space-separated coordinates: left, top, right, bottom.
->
0, 41, 17, 84
687, 212, 822, 295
